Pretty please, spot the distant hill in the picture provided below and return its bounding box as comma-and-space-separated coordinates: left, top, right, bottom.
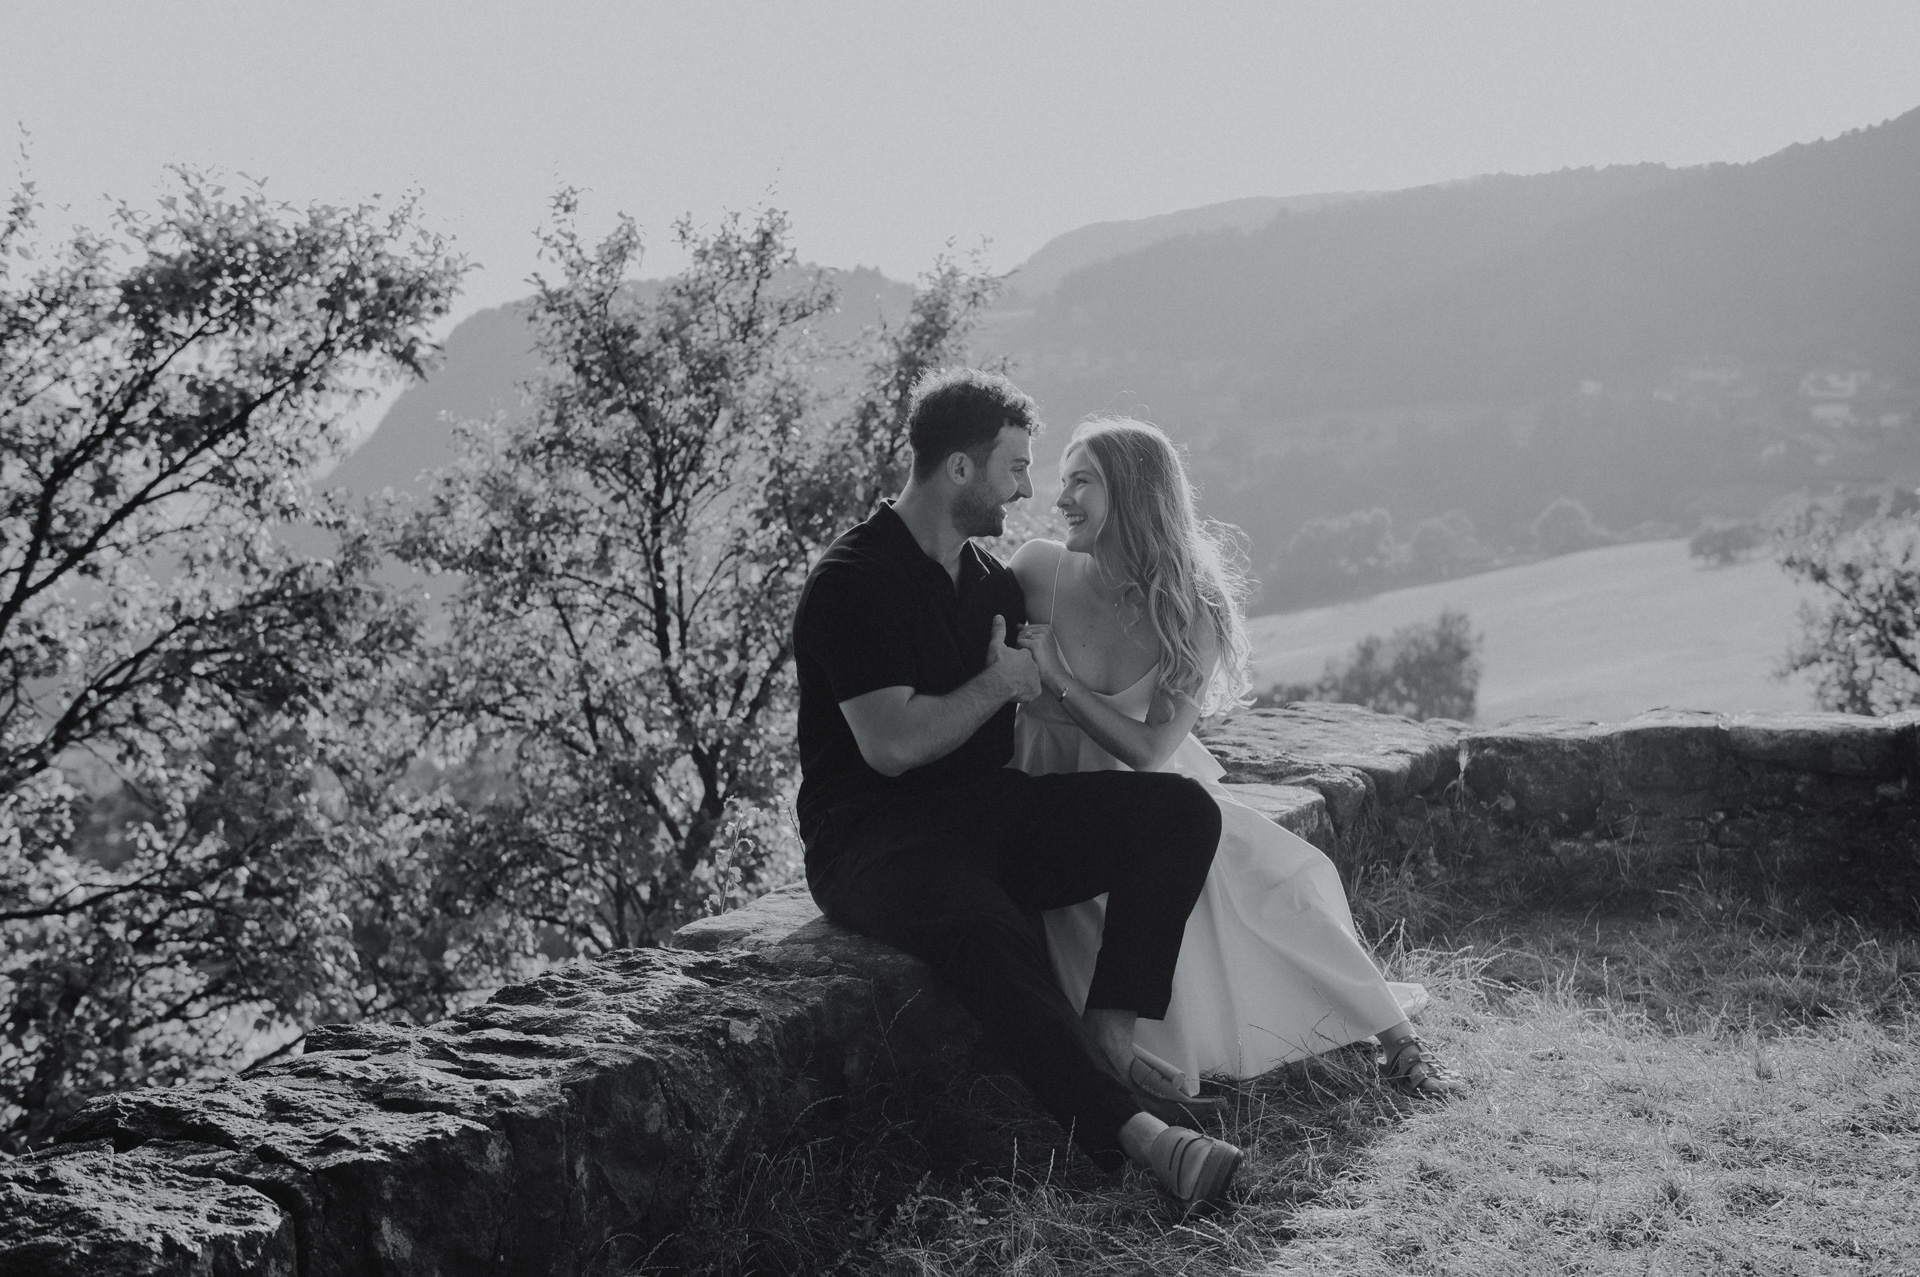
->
324, 301, 541, 495
328, 200, 1372, 496
325, 267, 917, 496
973, 108, 1920, 588
996, 110, 1920, 422
999, 192, 1374, 301
329, 107, 1920, 605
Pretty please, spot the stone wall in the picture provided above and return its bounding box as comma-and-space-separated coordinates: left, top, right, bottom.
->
4, 705, 1914, 1274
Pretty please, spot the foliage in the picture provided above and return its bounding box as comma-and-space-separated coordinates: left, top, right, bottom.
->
380, 195, 1002, 955
1265, 508, 1494, 609
1263, 609, 1481, 721
1777, 495, 1920, 714
1530, 496, 1612, 557
1407, 509, 1494, 581
1265, 508, 1402, 606
1687, 518, 1763, 566
0, 173, 462, 1148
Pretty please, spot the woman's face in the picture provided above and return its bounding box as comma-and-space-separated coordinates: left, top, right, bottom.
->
1056, 442, 1109, 553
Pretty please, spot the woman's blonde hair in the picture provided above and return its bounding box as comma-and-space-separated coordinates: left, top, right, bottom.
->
1069, 417, 1253, 716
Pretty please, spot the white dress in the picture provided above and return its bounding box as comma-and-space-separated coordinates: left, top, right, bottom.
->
1015, 665, 1427, 1095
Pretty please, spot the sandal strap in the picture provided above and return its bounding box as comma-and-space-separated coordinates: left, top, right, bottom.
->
1381, 1037, 1427, 1076
1381, 1036, 1465, 1094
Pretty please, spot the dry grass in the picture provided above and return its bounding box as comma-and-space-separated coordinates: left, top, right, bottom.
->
657, 881, 1920, 1276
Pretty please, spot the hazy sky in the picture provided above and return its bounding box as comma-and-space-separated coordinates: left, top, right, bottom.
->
7, 0, 1920, 325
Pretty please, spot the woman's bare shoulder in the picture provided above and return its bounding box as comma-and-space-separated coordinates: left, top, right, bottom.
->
1008, 538, 1066, 586
1008, 538, 1066, 619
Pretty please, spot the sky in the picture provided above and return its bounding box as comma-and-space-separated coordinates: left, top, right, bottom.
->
7, 0, 1920, 327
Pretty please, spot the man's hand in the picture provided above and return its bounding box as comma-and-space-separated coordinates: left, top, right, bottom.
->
837, 614, 1040, 777
984, 614, 1043, 703
1015, 622, 1072, 697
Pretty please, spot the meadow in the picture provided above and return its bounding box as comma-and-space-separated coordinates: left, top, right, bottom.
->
1248, 539, 1821, 724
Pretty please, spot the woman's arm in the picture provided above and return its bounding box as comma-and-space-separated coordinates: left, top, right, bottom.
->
1016, 621, 1217, 772
1008, 538, 1063, 624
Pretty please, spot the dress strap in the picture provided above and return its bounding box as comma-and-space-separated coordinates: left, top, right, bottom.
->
1049, 547, 1077, 681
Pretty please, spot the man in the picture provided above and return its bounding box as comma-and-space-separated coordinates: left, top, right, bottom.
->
792, 368, 1243, 1210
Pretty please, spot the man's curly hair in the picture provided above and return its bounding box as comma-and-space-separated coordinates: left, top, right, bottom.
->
907, 368, 1042, 482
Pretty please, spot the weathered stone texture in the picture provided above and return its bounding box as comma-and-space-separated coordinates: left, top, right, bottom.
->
1461, 709, 1920, 913
5, 943, 974, 1277
6, 704, 1915, 1274
1202, 704, 1463, 857
0, 1142, 293, 1276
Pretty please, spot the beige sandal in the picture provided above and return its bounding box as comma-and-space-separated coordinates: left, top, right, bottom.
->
1379, 1036, 1467, 1098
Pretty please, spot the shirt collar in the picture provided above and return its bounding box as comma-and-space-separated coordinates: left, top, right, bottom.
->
871, 500, 993, 588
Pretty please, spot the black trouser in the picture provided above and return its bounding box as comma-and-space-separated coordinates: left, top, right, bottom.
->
805, 768, 1221, 1164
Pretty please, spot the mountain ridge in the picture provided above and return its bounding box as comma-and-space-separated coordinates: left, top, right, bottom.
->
327, 106, 1920, 604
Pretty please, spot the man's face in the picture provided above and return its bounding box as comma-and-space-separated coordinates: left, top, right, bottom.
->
952, 425, 1033, 538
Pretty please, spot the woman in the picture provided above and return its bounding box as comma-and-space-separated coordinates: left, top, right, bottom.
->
1009, 417, 1463, 1099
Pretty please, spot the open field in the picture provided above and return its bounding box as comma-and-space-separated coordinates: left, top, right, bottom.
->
1248, 540, 1822, 725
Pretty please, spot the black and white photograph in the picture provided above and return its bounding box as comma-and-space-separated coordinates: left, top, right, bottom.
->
3, 3, 1918, 1272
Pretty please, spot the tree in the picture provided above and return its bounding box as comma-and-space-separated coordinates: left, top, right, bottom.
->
1777, 497, 1920, 714
1267, 508, 1404, 607
1263, 610, 1481, 721
383, 196, 1001, 955
1531, 497, 1611, 556
0, 173, 463, 1148
1408, 510, 1492, 580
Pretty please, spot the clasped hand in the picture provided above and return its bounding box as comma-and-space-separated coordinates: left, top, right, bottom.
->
984, 615, 1043, 703
1013, 622, 1070, 696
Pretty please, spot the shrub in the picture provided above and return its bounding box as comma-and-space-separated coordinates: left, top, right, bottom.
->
1688, 520, 1764, 566
1777, 496, 1920, 714
1262, 610, 1482, 721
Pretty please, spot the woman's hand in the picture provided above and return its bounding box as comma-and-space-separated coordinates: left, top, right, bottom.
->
1015, 623, 1072, 697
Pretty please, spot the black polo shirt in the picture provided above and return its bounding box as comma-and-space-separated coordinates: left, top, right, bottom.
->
792, 502, 1027, 847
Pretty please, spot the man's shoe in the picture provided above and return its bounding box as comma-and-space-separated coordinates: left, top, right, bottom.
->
1145, 1126, 1243, 1214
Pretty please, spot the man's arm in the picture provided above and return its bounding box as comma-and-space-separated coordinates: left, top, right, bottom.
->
839, 615, 1041, 777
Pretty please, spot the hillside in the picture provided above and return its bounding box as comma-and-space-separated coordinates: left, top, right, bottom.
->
998, 191, 1372, 301
1249, 539, 1819, 724
328, 107, 1920, 592
997, 108, 1920, 423
986, 108, 1920, 577
324, 267, 917, 496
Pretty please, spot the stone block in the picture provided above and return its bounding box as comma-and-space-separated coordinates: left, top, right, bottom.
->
0, 1141, 294, 1276
40, 942, 973, 1277
1201, 704, 1462, 804
1723, 711, 1918, 778
1461, 717, 1612, 830
1217, 782, 1333, 851
672, 880, 819, 951
1600, 711, 1748, 810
